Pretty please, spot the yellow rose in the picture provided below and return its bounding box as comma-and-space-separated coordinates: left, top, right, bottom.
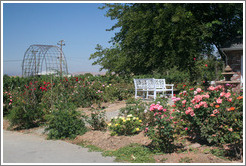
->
126, 118, 130, 121
136, 117, 139, 120
115, 124, 118, 126
108, 123, 111, 126
123, 119, 126, 122
139, 120, 142, 123
136, 128, 140, 131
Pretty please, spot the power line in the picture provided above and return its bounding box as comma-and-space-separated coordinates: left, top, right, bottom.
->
3, 60, 22, 62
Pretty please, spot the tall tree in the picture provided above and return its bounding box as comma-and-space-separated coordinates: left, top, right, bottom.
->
90, 3, 243, 76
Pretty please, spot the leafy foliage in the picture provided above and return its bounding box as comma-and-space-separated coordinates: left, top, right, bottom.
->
8, 81, 45, 129
103, 143, 155, 163
108, 114, 142, 136
172, 85, 243, 146
8, 98, 44, 129
90, 3, 242, 79
86, 110, 107, 131
145, 103, 175, 153
45, 102, 87, 139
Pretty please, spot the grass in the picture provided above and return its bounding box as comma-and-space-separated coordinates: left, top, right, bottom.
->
179, 157, 192, 163
78, 142, 156, 163
210, 148, 229, 161
77, 141, 104, 152
102, 143, 156, 163
203, 148, 210, 154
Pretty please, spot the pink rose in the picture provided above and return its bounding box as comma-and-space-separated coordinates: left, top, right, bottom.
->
227, 98, 232, 102
208, 86, 215, 91
150, 106, 155, 111
172, 97, 180, 102
190, 111, 195, 117
185, 110, 190, 115
220, 92, 226, 97
158, 105, 163, 111
216, 98, 222, 104
196, 88, 202, 93
182, 100, 186, 104
203, 103, 208, 108
228, 128, 233, 132
150, 103, 155, 106
224, 92, 231, 98
194, 104, 200, 109
194, 95, 203, 103
213, 109, 219, 114
185, 127, 188, 131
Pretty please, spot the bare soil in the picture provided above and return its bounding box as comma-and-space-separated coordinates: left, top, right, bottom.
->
2, 100, 243, 163
69, 130, 151, 151
77, 100, 126, 119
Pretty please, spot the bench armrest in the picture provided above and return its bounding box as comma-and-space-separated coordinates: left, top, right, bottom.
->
166, 84, 174, 87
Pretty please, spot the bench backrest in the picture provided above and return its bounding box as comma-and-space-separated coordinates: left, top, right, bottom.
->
134, 78, 155, 90
154, 79, 166, 89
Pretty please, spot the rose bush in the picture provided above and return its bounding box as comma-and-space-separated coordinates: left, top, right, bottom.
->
8, 81, 45, 129
172, 85, 243, 146
108, 114, 142, 136
144, 103, 175, 153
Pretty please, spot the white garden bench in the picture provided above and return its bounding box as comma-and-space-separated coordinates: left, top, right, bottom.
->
133, 78, 174, 100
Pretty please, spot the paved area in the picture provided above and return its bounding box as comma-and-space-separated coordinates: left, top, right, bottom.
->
3, 98, 174, 163
3, 130, 116, 163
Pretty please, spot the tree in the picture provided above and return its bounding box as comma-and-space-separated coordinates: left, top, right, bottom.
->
183, 3, 243, 61
90, 3, 243, 78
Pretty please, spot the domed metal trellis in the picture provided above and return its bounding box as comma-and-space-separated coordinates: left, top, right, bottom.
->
22, 45, 68, 77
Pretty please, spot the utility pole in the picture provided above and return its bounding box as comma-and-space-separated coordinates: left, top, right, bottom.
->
57, 40, 65, 76
32, 50, 38, 76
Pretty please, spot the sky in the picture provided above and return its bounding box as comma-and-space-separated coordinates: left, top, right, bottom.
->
2, 2, 119, 76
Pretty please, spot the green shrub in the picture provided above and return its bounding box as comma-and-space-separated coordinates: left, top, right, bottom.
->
8, 96, 44, 129
7, 81, 46, 129
3, 91, 14, 116
86, 110, 107, 131
45, 102, 87, 139
145, 103, 175, 153
172, 85, 243, 146
108, 114, 142, 136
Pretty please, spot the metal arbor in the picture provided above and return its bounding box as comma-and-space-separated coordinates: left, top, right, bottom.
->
22, 45, 68, 77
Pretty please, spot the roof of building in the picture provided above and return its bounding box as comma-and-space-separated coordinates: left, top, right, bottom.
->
220, 36, 243, 51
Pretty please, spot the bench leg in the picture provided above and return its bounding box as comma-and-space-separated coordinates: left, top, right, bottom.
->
135, 90, 137, 99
